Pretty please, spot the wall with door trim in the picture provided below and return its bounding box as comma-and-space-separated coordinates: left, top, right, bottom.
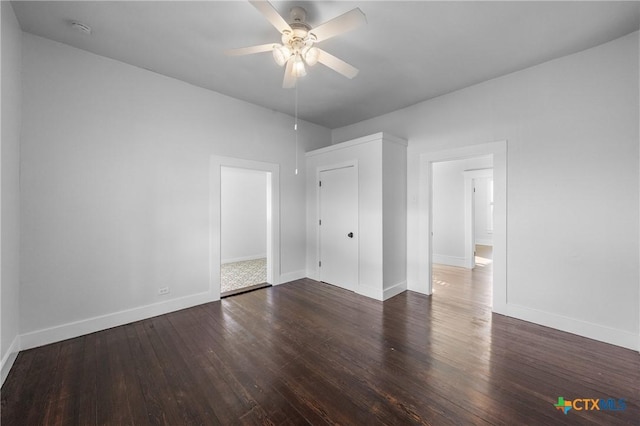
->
18, 34, 331, 350
331, 32, 639, 350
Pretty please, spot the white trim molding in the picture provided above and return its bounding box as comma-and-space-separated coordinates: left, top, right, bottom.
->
278, 270, 306, 285
383, 281, 407, 301
355, 281, 407, 301
308, 132, 407, 158
20, 291, 212, 351
221, 254, 267, 264
432, 254, 467, 268
357, 285, 382, 301
503, 304, 639, 351
1, 335, 20, 386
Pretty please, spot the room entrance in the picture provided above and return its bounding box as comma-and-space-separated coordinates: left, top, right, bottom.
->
418, 141, 506, 312
220, 166, 270, 297
210, 155, 280, 302
430, 156, 494, 306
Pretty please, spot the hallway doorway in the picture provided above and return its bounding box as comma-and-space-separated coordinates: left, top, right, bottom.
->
210, 155, 280, 302
419, 140, 507, 313
220, 166, 269, 297
431, 156, 493, 307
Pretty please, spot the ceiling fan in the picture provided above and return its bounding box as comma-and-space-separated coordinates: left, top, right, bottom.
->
225, 1, 366, 88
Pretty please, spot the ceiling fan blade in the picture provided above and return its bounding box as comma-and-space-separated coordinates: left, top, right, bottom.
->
283, 59, 296, 88
249, 0, 292, 34
310, 8, 366, 42
317, 49, 359, 79
224, 43, 275, 56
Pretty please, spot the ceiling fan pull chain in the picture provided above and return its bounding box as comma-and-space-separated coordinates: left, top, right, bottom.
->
294, 84, 299, 175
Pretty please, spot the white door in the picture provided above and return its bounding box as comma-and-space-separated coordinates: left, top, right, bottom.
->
319, 166, 358, 291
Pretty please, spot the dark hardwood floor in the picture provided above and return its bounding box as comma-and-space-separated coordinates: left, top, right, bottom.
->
2, 255, 639, 425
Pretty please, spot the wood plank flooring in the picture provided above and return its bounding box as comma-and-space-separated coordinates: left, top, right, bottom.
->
2, 257, 639, 424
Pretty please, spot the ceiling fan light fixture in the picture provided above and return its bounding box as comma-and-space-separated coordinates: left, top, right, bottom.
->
226, 1, 365, 87
292, 54, 307, 77
273, 44, 291, 67
303, 47, 320, 66
281, 30, 292, 45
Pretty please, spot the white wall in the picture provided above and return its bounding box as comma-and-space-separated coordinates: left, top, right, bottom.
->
1, 2, 22, 383
433, 161, 464, 262
332, 32, 640, 349
221, 167, 267, 263
382, 139, 407, 296
474, 176, 493, 246
19, 34, 331, 348
432, 157, 492, 266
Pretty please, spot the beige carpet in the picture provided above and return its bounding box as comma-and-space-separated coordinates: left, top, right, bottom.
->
221, 258, 267, 294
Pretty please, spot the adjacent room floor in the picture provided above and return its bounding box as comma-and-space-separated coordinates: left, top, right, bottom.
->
220, 257, 267, 296
433, 244, 493, 304
2, 265, 639, 424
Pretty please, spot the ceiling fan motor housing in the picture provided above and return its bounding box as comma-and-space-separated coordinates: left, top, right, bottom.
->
281, 7, 314, 55
289, 6, 307, 24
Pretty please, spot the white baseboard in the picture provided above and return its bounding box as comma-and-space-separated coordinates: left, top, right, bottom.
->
277, 270, 306, 285
383, 281, 407, 300
406, 284, 431, 296
433, 254, 467, 268
221, 254, 267, 264
305, 270, 319, 281
502, 303, 639, 351
12, 282, 638, 385
1, 335, 20, 386
20, 291, 213, 351
357, 285, 383, 301
475, 239, 493, 247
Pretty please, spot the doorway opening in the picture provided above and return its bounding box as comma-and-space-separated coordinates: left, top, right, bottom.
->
418, 141, 506, 313
210, 155, 280, 302
220, 166, 271, 297
430, 155, 494, 306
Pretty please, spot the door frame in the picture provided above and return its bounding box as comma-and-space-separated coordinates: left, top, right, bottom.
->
210, 156, 280, 302
418, 141, 507, 313
315, 160, 359, 290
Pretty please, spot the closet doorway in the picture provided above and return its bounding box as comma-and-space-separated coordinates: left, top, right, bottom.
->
318, 165, 359, 291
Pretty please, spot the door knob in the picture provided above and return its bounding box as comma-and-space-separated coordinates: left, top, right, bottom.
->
347, 232, 354, 238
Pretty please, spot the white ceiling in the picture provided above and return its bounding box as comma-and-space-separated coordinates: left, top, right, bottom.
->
11, 1, 640, 129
